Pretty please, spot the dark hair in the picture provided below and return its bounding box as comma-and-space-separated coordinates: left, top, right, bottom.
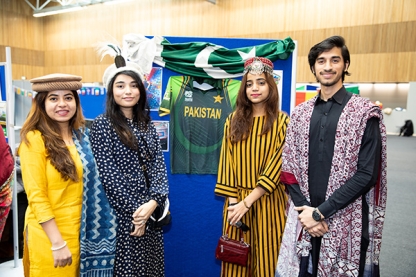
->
308, 35, 351, 82
20, 90, 84, 181
229, 72, 280, 143
105, 70, 150, 149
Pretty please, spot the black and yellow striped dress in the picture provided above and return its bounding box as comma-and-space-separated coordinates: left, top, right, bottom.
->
215, 112, 289, 277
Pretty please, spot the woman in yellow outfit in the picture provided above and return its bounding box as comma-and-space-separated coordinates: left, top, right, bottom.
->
19, 74, 116, 276
214, 57, 289, 277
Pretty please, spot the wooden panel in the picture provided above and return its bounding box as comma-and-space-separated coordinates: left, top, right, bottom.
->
1, 0, 416, 83
10, 65, 44, 81
0, 0, 43, 49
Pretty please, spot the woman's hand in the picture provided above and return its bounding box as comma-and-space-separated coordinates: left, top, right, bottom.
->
130, 200, 158, 236
52, 244, 72, 268
130, 222, 146, 237
227, 201, 248, 225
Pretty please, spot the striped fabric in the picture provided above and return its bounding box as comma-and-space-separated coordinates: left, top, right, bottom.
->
215, 112, 289, 277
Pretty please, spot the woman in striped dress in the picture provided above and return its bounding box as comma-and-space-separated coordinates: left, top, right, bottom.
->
215, 57, 289, 277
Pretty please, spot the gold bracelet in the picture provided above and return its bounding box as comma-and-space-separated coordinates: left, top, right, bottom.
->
242, 199, 250, 209
51, 241, 67, 251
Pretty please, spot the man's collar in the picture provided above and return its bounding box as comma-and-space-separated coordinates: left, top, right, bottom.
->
316, 86, 347, 104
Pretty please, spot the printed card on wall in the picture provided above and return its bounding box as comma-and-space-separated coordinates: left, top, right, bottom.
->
0, 101, 6, 124
153, 120, 169, 152
273, 70, 283, 110
144, 67, 163, 111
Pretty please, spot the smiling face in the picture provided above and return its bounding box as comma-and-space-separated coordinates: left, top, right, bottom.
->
313, 47, 349, 89
112, 73, 141, 118
245, 72, 270, 108
45, 90, 76, 125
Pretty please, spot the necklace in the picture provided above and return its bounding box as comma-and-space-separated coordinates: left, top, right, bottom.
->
64, 138, 74, 146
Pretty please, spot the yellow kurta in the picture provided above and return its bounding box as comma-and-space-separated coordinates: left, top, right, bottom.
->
215, 113, 289, 277
19, 130, 83, 277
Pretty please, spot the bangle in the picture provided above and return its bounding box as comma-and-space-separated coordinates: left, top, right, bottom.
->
228, 202, 237, 206
242, 199, 250, 209
51, 241, 67, 251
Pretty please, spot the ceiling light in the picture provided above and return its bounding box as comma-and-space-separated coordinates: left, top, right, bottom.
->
103, 0, 135, 5
33, 5, 83, 17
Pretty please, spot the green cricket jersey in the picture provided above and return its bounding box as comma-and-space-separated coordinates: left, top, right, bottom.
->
159, 76, 240, 174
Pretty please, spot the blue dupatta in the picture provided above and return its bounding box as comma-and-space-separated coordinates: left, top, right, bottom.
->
75, 128, 117, 277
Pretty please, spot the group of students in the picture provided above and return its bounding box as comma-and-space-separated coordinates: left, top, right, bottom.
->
215, 36, 387, 277
16, 53, 168, 277
0, 35, 387, 277
215, 35, 387, 277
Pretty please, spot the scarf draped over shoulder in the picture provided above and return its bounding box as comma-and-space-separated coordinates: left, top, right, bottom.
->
277, 94, 387, 277
75, 129, 118, 277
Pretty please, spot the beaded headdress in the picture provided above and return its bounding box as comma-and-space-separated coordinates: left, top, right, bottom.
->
243, 57, 274, 75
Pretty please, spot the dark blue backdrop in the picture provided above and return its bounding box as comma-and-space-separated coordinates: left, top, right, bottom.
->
0, 65, 6, 101
79, 36, 296, 277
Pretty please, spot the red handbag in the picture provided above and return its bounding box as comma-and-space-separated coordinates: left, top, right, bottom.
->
215, 224, 250, 267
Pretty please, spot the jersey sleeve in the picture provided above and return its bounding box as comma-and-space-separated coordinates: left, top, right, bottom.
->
159, 76, 175, 116
225, 79, 240, 111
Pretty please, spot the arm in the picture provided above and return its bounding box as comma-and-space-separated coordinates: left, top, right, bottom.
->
214, 116, 238, 197
227, 186, 266, 225
286, 184, 310, 207
297, 117, 381, 229
41, 219, 72, 267
144, 123, 169, 207
256, 113, 290, 194
132, 124, 169, 235
19, 131, 71, 267
318, 117, 381, 218
229, 113, 289, 224
90, 117, 138, 215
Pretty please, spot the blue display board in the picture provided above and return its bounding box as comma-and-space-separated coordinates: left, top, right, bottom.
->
0, 65, 6, 101
79, 36, 296, 277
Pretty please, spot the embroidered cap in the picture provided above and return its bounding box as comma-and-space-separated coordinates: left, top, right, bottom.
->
243, 57, 274, 75
31, 73, 82, 92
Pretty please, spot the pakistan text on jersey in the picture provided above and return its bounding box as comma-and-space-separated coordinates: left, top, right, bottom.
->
183, 106, 222, 119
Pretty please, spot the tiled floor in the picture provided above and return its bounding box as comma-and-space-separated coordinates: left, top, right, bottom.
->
0, 259, 24, 277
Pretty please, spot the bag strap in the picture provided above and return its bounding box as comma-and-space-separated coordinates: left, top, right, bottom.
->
225, 224, 248, 245
136, 135, 150, 188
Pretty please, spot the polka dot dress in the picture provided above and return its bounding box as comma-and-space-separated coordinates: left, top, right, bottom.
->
90, 114, 169, 277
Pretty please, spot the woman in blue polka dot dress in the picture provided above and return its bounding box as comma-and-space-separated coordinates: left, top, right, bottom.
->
90, 53, 169, 277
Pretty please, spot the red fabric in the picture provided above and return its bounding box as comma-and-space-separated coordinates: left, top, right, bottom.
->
281, 171, 298, 185
0, 129, 14, 185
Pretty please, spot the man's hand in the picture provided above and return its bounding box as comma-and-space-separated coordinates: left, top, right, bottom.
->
294, 205, 320, 229
305, 221, 329, 237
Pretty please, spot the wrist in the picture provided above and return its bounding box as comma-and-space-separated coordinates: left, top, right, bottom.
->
51, 241, 67, 251
312, 208, 323, 222
242, 199, 250, 209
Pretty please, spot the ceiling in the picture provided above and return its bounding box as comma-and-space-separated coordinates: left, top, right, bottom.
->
24, 0, 216, 17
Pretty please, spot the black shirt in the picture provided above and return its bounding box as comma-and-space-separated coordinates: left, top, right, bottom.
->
287, 87, 381, 218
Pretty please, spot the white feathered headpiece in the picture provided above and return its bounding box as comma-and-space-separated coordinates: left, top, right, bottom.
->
96, 41, 145, 88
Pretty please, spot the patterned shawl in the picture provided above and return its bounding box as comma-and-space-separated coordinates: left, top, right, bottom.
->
276, 94, 387, 277
75, 128, 118, 277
